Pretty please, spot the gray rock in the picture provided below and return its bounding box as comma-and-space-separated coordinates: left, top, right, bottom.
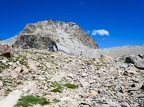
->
81, 73, 88, 77
57, 43, 71, 54
0, 81, 3, 87
125, 54, 141, 64
0, 44, 12, 57
120, 102, 130, 107
140, 83, 144, 91
0, 89, 5, 96
125, 54, 144, 69
135, 60, 144, 69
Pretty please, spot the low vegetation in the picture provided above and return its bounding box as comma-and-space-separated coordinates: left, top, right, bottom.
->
46, 80, 78, 93
15, 95, 50, 107
64, 83, 78, 89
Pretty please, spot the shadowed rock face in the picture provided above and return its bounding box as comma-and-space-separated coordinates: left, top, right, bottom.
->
12, 20, 98, 54
0, 44, 12, 57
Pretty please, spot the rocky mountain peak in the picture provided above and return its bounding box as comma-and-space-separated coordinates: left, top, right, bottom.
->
12, 19, 98, 55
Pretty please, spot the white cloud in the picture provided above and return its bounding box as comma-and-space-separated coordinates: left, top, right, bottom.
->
87, 30, 90, 34
92, 29, 109, 36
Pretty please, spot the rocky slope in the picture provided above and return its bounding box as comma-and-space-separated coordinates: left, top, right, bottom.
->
84, 45, 144, 58
0, 49, 144, 107
1, 20, 98, 55
0, 19, 144, 107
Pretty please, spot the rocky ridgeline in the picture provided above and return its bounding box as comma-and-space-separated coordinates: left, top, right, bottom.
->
1, 20, 98, 55
0, 49, 144, 107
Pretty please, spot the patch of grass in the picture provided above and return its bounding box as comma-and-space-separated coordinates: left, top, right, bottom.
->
107, 85, 112, 89
50, 81, 63, 93
64, 83, 78, 89
46, 80, 78, 93
15, 95, 50, 107
51, 81, 63, 89
51, 88, 62, 93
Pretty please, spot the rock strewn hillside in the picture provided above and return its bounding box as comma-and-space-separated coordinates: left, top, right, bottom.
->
0, 49, 143, 107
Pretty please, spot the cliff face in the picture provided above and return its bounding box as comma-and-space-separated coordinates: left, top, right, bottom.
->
12, 20, 98, 55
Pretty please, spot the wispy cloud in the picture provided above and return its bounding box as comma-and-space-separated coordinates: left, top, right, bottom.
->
91, 29, 109, 36
87, 30, 90, 34
80, 2, 84, 5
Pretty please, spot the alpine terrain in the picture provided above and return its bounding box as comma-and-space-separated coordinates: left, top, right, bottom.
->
0, 19, 144, 107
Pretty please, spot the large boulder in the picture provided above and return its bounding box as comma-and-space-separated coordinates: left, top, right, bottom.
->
12, 20, 98, 55
125, 54, 144, 69
0, 44, 12, 57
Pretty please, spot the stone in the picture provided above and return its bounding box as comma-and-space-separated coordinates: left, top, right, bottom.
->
44, 94, 53, 100
138, 53, 144, 59
125, 70, 138, 75
140, 83, 144, 91
125, 54, 144, 69
0, 59, 7, 63
0, 44, 12, 57
90, 90, 97, 96
14, 67, 22, 74
22, 66, 29, 74
81, 73, 88, 77
100, 54, 114, 62
135, 59, 144, 69
10, 70, 18, 78
82, 82, 90, 88
27, 59, 37, 71
67, 73, 74, 79
0, 81, 3, 87
120, 102, 130, 107
60, 97, 72, 101
2, 70, 11, 77
32, 104, 42, 107
0, 89, 5, 96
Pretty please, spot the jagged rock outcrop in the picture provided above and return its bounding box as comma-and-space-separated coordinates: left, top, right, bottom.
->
125, 54, 144, 69
12, 20, 98, 55
0, 44, 12, 57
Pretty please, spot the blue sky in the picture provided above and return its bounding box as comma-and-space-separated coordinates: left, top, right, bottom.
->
0, 0, 144, 48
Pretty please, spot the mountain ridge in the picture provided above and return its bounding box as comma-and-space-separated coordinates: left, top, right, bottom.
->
0, 19, 144, 58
